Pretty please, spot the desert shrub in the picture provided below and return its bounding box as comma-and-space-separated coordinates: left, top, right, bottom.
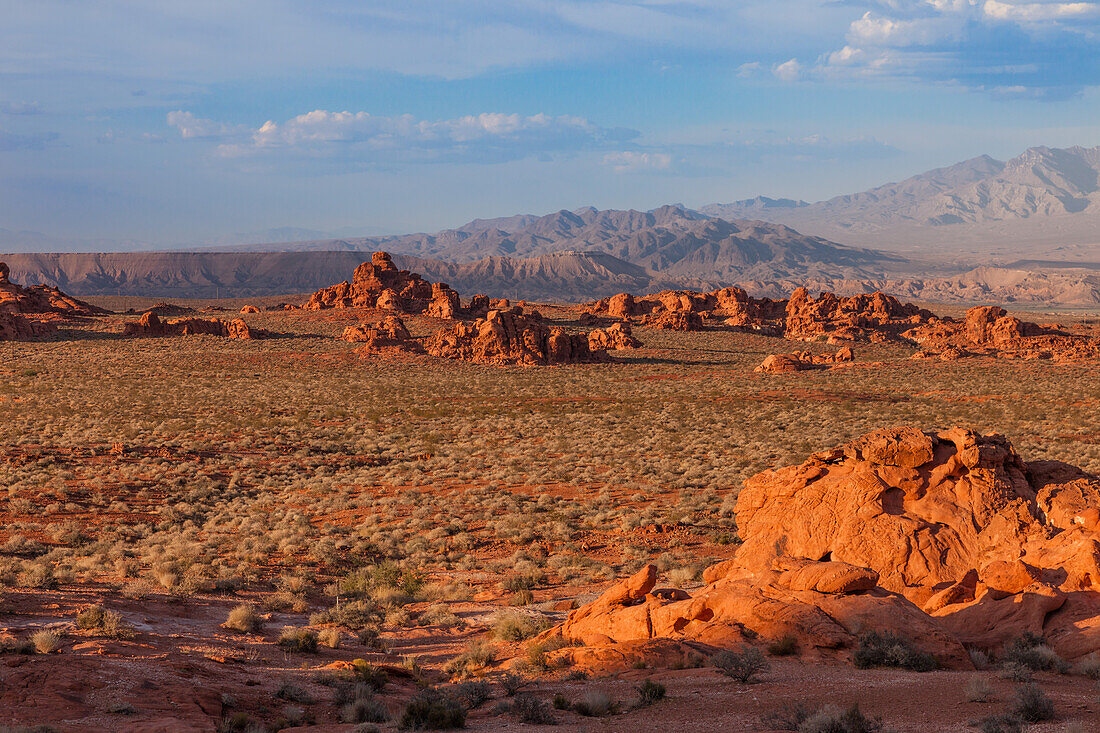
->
0, 635, 35, 655
225, 604, 263, 633
452, 681, 491, 710
30, 630, 61, 654
633, 679, 666, 708
509, 589, 534, 606
498, 672, 525, 696
796, 704, 883, 733
278, 627, 318, 653
275, 681, 314, 704
418, 603, 462, 628
318, 628, 341, 648
1010, 683, 1054, 723
512, 693, 555, 724
351, 659, 389, 690
341, 695, 389, 725
1001, 633, 1067, 673
552, 694, 569, 710
761, 702, 812, 730
572, 690, 618, 717
767, 634, 798, 656
852, 631, 938, 672
500, 571, 544, 592
1075, 652, 1100, 679
998, 663, 1033, 683
968, 648, 993, 670
966, 675, 995, 702
974, 713, 1023, 733
713, 646, 769, 683
490, 610, 547, 641
443, 640, 496, 679
310, 599, 382, 629
74, 604, 134, 639
398, 688, 465, 730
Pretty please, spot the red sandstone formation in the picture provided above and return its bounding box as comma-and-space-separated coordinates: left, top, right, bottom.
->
587, 322, 642, 351
304, 251, 463, 318
589, 284, 1100, 360
755, 347, 854, 373
341, 315, 423, 354
122, 312, 270, 339
427, 306, 610, 366
0, 260, 106, 340
239, 305, 260, 314
544, 425, 1100, 671
640, 310, 704, 331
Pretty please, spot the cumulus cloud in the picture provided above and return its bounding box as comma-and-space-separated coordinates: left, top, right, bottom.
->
169, 109, 638, 166
819, 0, 1100, 98
601, 151, 672, 172
773, 58, 804, 81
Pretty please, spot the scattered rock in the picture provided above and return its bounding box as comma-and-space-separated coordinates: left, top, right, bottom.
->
122, 312, 271, 339
755, 347, 854, 373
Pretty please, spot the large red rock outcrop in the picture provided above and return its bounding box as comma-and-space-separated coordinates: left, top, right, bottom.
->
0, 261, 106, 340
755, 347, 854, 373
545, 426, 1100, 671
783, 288, 935, 344
122, 312, 270, 339
303, 251, 463, 318
341, 315, 423, 355
426, 306, 610, 366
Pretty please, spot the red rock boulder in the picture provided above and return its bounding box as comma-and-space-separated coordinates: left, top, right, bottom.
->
427, 307, 609, 366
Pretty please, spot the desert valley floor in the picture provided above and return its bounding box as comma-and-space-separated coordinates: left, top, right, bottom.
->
2, 285, 1100, 732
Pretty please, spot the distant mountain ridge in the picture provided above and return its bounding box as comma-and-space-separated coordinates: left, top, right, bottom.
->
702, 145, 1100, 260
0, 250, 720, 302
215, 204, 903, 282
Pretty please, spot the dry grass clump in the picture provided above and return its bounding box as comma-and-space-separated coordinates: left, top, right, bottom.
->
224, 604, 263, 633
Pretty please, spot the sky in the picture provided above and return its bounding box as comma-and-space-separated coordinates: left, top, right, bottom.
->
4, 0, 1100, 246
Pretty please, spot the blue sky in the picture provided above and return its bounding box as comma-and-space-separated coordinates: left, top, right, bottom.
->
4, 0, 1100, 245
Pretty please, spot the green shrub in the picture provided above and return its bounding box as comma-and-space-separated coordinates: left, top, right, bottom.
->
852, 631, 938, 672
491, 610, 547, 642
443, 641, 496, 679
351, 659, 389, 690
398, 688, 466, 730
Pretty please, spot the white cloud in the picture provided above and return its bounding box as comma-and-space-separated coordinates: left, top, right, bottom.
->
0, 101, 40, 115
169, 109, 638, 166
166, 111, 247, 140
983, 1, 1100, 21
773, 58, 803, 81
601, 151, 672, 172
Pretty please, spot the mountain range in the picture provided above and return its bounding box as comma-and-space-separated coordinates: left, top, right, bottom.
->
703, 145, 1100, 263
4, 145, 1100, 304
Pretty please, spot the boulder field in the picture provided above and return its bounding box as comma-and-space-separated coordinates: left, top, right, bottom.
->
541, 426, 1100, 672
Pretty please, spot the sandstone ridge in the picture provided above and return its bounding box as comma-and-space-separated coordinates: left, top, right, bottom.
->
543, 425, 1100, 672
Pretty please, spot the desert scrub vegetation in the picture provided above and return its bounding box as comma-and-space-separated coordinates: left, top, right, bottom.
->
224, 604, 263, 633
852, 631, 939, 672
713, 646, 769, 683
